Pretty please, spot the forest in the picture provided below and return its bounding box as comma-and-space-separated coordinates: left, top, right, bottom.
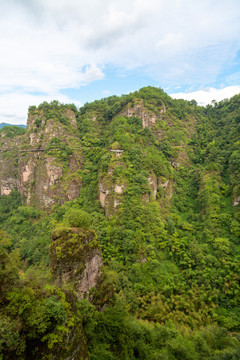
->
1, 86, 240, 359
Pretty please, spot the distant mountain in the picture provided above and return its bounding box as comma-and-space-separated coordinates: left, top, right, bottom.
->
0, 122, 26, 129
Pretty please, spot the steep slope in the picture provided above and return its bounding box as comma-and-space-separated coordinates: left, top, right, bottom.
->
76, 87, 240, 331
1, 87, 240, 359
0, 101, 82, 208
78, 87, 198, 216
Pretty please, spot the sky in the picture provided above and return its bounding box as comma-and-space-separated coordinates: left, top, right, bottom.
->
0, 0, 240, 125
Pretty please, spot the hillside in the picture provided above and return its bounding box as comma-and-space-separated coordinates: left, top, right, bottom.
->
0, 123, 26, 129
1, 87, 240, 359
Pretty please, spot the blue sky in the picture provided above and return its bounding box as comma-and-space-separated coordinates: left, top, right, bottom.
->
0, 0, 240, 124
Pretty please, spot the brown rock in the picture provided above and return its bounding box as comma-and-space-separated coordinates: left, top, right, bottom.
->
50, 227, 102, 300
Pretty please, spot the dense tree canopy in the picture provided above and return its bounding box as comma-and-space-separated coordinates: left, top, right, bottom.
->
1, 87, 240, 359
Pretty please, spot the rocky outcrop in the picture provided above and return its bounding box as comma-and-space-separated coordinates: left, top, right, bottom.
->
99, 176, 127, 216
0, 178, 19, 195
0, 104, 83, 208
98, 149, 127, 216
79, 252, 103, 295
148, 175, 158, 200
115, 184, 124, 194
99, 180, 126, 213
18, 154, 70, 207
0, 136, 21, 196
50, 227, 102, 300
99, 181, 109, 209
120, 99, 166, 128
233, 195, 240, 206
158, 177, 175, 200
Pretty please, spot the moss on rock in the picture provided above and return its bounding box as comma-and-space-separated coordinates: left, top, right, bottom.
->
50, 227, 102, 300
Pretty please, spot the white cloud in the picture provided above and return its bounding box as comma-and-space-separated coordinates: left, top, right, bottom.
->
0, 91, 82, 125
0, 0, 240, 123
170, 86, 240, 106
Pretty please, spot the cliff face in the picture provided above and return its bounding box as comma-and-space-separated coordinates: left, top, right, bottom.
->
0, 91, 195, 216
96, 117, 192, 216
99, 150, 127, 217
50, 227, 102, 300
119, 99, 166, 129
0, 136, 21, 195
2, 88, 240, 360
0, 103, 83, 208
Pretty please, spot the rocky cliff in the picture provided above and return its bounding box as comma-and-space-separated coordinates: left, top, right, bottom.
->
2, 87, 240, 360
50, 226, 102, 300
0, 102, 83, 208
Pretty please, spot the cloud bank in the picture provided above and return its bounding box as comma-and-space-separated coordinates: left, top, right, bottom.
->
0, 0, 240, 123
171, 86, 240, 106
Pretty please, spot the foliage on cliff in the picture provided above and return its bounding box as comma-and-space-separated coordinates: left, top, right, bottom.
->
0, 231, 88, 360
0, 125, 26, 138
1, 87, 240, 359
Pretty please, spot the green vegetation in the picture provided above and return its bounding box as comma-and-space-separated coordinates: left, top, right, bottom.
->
29, 100, 78, 123
1, 87, 240, 359
0, 233, 87, 359
0, 125, 26, 138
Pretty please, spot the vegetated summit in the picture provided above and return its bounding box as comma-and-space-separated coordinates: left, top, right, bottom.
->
1, 86, 240, 359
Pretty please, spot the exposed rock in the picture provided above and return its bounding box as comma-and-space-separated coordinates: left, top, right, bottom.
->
233, 196, 240, 206
148, 175, 157, 200
120, 99, 166, 128
18, 157, 36, 205
79, 253, 103, 295
115, 184, 123, 194
159, 179, 169, 189
42, 194, 55, 208
27, 113, 39, 129
0, 178, 19, 195
67, 179, 81, 201
64, 109, 78, 128
29, 133, 40, 145
99, 181, 109, 208
22, 163, 34, 183
18, 154, 66, 207
0, 143, 20, 196
99, 168, 126, 216
45, 158, 63, 191
0, 105, 83, 208
50, 227, 102, 300
171, 161, 179, 168
114, 198, 121, 208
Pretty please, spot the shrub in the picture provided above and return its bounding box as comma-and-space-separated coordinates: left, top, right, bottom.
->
63, 209, 91, 228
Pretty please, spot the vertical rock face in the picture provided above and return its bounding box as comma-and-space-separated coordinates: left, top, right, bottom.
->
98, 163, 127, 217
0, 137, 21, 196
0, 178, 19, 195
148, 175, 158, 200
50, 227, 103, 300
49, 227, 102, 359
120, 99, 166, 128
0, 104, 83, 208
99, 181, 109, 209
